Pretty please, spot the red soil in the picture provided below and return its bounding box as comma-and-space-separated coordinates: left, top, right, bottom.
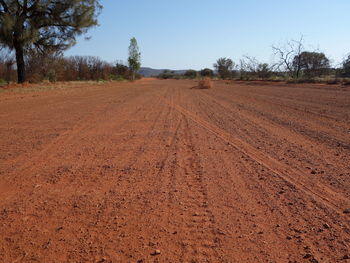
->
0, 79, 349, 262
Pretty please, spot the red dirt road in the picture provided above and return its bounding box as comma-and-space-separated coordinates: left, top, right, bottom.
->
0, 79, 349, 262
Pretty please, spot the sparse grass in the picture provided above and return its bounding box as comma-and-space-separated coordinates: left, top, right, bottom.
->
0, 80, 118, 94
284, 76, 350, 86
0, 79, 7, 86
343, 78, 350, 86
197, 78, 213, 89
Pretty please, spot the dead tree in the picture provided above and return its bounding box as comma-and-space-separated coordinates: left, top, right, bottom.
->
272, 36, 304, 79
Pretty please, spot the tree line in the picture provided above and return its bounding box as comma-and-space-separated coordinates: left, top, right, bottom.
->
0, 1, 140, 84
0, 46, 141, 84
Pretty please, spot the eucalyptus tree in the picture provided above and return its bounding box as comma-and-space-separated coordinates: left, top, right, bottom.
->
0, 0, 102, 83
200, 68, 214, 78
293, 51, 330, 79
128, 37, 141, 81
214, 58, 234, 79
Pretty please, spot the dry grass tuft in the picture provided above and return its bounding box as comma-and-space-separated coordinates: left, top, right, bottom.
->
198, 78, 213, 89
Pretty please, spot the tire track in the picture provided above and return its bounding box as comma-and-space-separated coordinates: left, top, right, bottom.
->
116, 91, 168, 171
166, 114, 223, 263
230, 89, 350, 124
196, 91, 350, 198
161, 97, 349, 216
210, 88, 350, 147
199, 91, 348, 161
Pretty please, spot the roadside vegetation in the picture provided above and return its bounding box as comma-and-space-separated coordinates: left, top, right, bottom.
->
0, 48, 140, 85
0, 1, 141, 85
157, 37, 350, 85
2, 32, 349, 86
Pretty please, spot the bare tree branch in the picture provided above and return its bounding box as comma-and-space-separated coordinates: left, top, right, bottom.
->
272, 36, 305, 79
0, 0, 9, 13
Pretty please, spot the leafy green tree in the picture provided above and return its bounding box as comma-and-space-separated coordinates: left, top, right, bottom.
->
184, 69, 197, 79
0, 0, 102, 83
200, 68, 214, 77
293, 51, 330, 79
128, 37, 141, 81
214, 58, 234, 79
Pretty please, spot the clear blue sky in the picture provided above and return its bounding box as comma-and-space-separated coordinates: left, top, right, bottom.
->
65, 0, 350, 70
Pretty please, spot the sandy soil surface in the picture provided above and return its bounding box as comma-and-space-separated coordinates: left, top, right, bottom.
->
0, 79, 349, 262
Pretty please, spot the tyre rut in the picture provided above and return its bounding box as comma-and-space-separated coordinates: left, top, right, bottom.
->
161, 97, 349, 216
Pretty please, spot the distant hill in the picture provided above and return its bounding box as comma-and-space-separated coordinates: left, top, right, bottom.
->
139, 67, 187, 77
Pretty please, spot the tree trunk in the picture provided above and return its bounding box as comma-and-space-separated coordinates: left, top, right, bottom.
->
296, 67, 300, 79
14, 41, 26, 83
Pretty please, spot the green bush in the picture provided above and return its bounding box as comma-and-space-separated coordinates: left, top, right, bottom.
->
158, 70, 175, 79
200, 68, 214, 78
184, 70, 198, 79
0, 79, 7, 86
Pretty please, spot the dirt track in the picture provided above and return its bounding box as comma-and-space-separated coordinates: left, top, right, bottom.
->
0, 79, 349, 262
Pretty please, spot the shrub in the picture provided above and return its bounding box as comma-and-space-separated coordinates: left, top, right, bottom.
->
114, 75, 126, 81
28, 73, 42, 83
184, 70, 198, 79
343, 78, 350, 86
326, 79, 340, 85
200, 68, 214, 77
114, 63, 130, 80
158, 70, 175, 79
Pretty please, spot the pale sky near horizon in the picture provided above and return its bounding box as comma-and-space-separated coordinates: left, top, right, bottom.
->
65, 0, 350, 70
